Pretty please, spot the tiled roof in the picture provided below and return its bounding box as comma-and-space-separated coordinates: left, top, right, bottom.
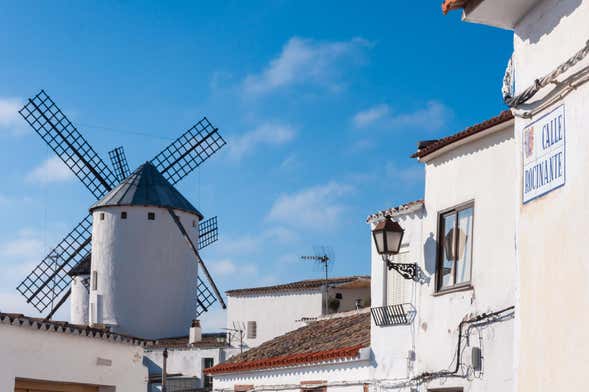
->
0, 312, 150, 346
442, 0, 470, 14
226, 276, 370, 296
412, 110, 514, 159
90, 162, 203, 218
149, 332, 229, 349
206, 311, 370, 375
366, 199, 424, 223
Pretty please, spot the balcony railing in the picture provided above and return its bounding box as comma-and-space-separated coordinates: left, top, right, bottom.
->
370, 303, 416, 326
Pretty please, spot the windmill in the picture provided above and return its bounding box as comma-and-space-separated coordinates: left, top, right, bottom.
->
15, 90, 227, 331
300, 246, 335, 314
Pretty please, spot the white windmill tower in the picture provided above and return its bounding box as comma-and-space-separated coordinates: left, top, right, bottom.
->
16, 90, 226, 339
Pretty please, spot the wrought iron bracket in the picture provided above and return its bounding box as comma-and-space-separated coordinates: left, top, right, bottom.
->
383, 256, 430, 284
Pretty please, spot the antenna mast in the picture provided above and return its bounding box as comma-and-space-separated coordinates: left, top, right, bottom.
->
300, 250, 332, 315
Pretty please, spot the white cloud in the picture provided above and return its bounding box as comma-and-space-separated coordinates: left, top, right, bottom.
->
229, 123, 296, 160
385, 162, 424, 186
243, 37, 371, 95
0, 97, 25, 135
0, 237, 43, 259
266, 182, 353, 230
26, 156, 74, 184
353, 104, 391, 128
209, 259, 258, 277
220, 226, 299, 256
352, 101, 452, 132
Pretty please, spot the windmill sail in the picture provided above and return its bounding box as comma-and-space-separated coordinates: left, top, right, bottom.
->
108, 146, 131, 183
198, 216, 219, 250
151, 117, 226, 185
196, 277, 217, 317
19, 90, 117, 199
16, 215, 92, 313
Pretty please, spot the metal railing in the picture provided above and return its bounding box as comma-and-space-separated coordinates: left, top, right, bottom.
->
371, 303, 416, 326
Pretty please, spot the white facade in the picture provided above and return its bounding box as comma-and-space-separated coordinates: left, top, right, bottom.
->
213, 352, 372, 392
90, 205, 200, 339
369, 119, 516, 391
226, 284, 370, 349
71, 274, 90, 325
0, 319, 148, 391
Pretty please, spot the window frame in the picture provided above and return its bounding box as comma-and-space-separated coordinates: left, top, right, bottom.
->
435, 200, 475, 293
148, 212, 155, 221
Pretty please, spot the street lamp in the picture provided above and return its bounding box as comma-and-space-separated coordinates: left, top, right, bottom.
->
372, 215, 419, 280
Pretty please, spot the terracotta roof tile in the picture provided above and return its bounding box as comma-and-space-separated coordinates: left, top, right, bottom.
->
412, 110, 513, 159
226, 276, 370, 296
442, 0, 470, 14
206, 311, 370, 374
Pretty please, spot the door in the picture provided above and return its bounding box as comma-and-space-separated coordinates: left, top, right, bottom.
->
15, 379, 100, 392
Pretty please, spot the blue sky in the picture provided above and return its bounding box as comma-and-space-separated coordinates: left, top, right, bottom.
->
0, 2, 512, 329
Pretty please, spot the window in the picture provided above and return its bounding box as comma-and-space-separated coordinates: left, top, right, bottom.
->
247, 321, 257, 339
387, 246, 411, 304
100, 212, 105, 220
436, 202, 474, 291
121, 211, 127, 219
335, 292, 343, 300
203, 357, 214, 389
148, 212, 155, 220
91, 271, 97, 291
192, 220, 197, 228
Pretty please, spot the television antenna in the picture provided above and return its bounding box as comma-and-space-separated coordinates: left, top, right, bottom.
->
223, 321, 246, 354
300, 246, 335, 315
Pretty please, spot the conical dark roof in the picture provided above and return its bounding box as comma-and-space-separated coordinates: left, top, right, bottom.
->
90, 162, 203, 218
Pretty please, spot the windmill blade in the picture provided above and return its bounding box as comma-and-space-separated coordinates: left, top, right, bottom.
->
151, 117, 226, 185
108, 146, 131, 183
19, 90, 117, 199
166, 208, 227, 310
16, 215, 92, 313
196, 277, 217, 317
198, 216, 219, 250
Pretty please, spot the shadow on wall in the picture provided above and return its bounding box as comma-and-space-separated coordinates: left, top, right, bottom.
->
517, 0, 581, 44
143, 356, 161, 376
423, 232, 437, 276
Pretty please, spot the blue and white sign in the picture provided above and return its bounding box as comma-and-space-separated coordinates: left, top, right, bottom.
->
522, 105, 566, 204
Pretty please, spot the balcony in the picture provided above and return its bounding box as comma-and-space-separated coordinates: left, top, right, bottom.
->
370, 303, 416, 327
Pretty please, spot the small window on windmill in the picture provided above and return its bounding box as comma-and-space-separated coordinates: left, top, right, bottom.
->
92, 271, 97, 291
100, 213, 105, 221
121, 211, 127, 220
247, 321, 257, 339
148, 212, 155, 220
335, 293, 343, 300
192, 220, 196, 228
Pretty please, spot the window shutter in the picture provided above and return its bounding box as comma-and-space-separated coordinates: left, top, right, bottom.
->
247, 321, 257, 339
387, 248, 411, 305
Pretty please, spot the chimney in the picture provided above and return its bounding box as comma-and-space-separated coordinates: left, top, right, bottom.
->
189, 320, 202, 344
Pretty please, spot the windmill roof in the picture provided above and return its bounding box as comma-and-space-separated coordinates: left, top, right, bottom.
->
90, 162, 203, 218
225, 276, 370, 296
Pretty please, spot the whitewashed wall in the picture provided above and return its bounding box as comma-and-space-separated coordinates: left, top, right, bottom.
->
226, 290, 323, 348
91, 205, 200, 339
71, 274, 90, 325
511, 1, 589, 390
0, 324, 147, 391
213, 354, 371, 392
370, 123, 516, 391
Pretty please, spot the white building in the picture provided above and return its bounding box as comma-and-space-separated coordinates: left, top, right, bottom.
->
0, 312, 149, 391
442, 1, 589, 390
225, 276, 370, 349
208, 309, 371, 392
367, 111, 516, 391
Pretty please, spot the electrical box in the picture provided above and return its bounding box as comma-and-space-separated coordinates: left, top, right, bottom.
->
472, 346, 482, 371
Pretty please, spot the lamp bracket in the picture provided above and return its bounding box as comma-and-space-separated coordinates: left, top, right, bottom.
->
383, 255, 429, 284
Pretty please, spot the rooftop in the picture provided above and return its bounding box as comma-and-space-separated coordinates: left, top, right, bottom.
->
149, 332, 229, 350
442, 0, 469, 14
412, 110, 514, 160
366, 199, 424, 223
0, 312, 150, 346
225, 276, 370, 296
90, 162, 203, 218
206, 310, 370, 374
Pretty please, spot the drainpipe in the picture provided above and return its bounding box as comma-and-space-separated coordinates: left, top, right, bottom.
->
162, 348, 168, 392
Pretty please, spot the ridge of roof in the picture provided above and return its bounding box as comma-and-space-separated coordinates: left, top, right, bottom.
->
90, 162, 203, 218
0, 312, 151, 346
366, 199, 424, 223
225, 276, 370, 296
148, 332, 229, 350
412, 110, 514, 160
206, 311, 370, 375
